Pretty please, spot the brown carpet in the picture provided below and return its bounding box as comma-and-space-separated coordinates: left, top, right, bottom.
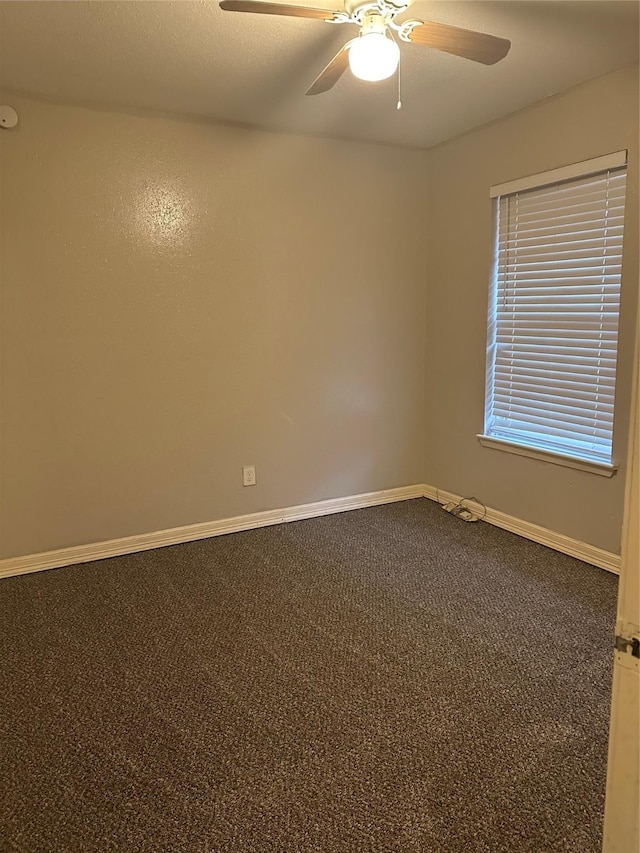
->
1, 498, 618, 852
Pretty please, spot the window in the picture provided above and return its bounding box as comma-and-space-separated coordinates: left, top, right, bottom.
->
480, 151, 628, 476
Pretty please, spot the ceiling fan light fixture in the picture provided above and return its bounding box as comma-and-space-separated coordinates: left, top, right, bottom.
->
348, 32, 399, 82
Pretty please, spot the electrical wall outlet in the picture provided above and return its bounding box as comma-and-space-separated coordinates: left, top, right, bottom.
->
242, 465, 256, 487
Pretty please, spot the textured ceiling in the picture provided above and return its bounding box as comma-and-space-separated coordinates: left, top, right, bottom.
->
0, 0, 638, 148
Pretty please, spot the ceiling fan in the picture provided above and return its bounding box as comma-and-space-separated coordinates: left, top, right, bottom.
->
219, 0, 511, 96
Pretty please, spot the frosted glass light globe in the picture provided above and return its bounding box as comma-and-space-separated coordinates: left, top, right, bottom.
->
348, 32, 400, 82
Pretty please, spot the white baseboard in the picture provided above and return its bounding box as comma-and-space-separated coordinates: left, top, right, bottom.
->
422, 484, 621, 575
0, 484, 424, 579
0, 482, 620, 579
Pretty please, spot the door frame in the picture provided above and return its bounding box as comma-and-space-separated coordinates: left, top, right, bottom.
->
602, 291, 640, 852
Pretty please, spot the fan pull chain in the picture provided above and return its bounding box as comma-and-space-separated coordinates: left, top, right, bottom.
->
396, 42, 402, 109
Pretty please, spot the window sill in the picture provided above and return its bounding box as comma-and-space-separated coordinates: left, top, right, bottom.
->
477, 435, 617, 478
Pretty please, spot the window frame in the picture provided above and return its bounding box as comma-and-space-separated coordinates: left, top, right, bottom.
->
478, 150, 628, 478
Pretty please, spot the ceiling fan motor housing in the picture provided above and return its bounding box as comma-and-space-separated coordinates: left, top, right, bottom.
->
343, 0, 411, 19
343, 1, 419, 44
360, 10, 387, 36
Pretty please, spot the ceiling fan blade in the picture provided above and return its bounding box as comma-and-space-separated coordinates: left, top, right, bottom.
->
408, 20, 510, 65
306, 40, 353, 95
219, 0, 339, 21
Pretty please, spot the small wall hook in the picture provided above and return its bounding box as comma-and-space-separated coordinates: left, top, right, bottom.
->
0, 106, 19, 129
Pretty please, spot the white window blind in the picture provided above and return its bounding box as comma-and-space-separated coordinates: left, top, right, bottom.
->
484, 156, 627, 467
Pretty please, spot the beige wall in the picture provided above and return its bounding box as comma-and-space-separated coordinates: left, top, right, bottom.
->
2, 67, 637, 561
424, 66, 639, 554
0, 94, 428, 558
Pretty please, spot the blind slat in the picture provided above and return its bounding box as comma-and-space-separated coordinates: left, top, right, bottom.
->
496, 284, 620, 293
489, 415, 611, 443
497, 223, 624, 245
492, 398, 614, 427
487, 424, 611, 463
494, 378, 616, 401
494, 388, 615, 412
494, 365, 617, 382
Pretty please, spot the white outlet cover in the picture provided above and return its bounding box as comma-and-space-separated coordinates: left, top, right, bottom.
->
242, 466, 256, 486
